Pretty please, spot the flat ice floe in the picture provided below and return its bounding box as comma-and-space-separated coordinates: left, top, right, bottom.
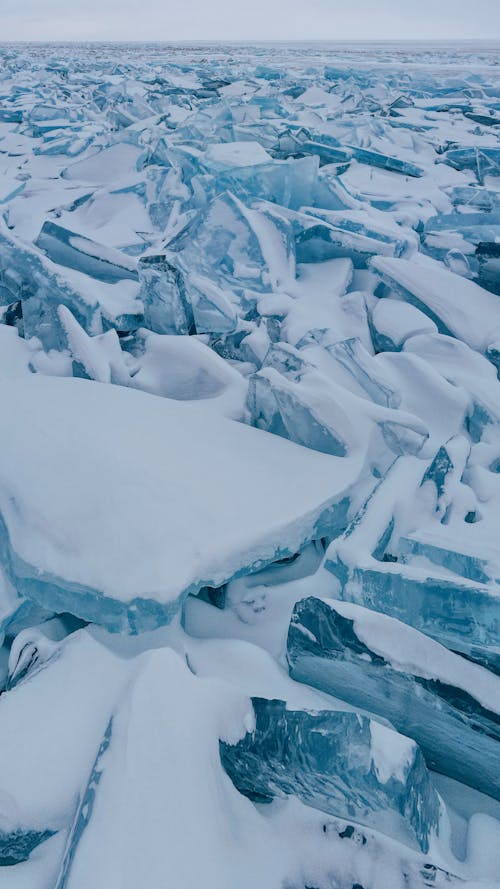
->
0, 375, 359, 632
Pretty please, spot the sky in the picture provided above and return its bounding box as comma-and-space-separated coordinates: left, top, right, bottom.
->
1, 0, 499, 42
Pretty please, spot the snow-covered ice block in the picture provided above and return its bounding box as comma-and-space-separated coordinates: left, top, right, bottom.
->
0, 375, 362, 632
127, 330, 249, 419
327, 563, 500, 673
220, 696, 441, 852
62, 143, 142, 185
53, 648, 282, 889
370, 253, 500, 353
203, 141, 273, 168
248, 359, 428, 460
370, 299, 438, 352
287, 597, 500, 799
0, 630, 133, 843
0, 221, 142, 348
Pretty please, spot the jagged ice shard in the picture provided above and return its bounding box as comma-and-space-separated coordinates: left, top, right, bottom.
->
0, 38, 500, 889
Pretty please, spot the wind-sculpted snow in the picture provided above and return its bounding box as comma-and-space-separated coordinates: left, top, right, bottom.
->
0, 38, 500, 889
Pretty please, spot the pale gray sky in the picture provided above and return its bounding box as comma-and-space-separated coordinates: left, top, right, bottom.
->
1, 0, 499, 42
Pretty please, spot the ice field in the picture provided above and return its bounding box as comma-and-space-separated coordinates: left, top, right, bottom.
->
0, 39, 499, 888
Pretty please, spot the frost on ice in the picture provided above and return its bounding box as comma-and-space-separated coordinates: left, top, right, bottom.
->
0, 39, 500, 889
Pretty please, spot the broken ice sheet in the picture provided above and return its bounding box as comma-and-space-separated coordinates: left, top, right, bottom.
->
324, 454, 500, 670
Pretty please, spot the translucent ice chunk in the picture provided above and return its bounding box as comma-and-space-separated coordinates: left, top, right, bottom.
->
248, 371, 348, 457
273, 205, 405, 268
138, 254, 194, 335
167, 190, 296, 295
249, 360, 428, 460
477, 242, 500, 296
0, 220, 101, 350
326, 338, 401, 408
193, 155, 319, 211
287, 597, 500, 799
328, 563, 500, 672
58, 306, 131, 385
279, 134, 424, 177
36, 221, 139, 284
0, 220, 142, 349
220, 696, 441, 852
443, 147, 500, 184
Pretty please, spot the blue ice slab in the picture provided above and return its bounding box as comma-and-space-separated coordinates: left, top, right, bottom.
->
324, 562, 500, 673
247, 372, 348, 457
398, 535, 490, 584
178, 270, 239, 335
443, 147, 500, 183
287, 597, 500, 800
282, 208, 406, 268
0, 826, 56, 866
36, 221, 139, 284
249, 349, 427, 460
166, 190, 295, 295
138, 254, 194, 335
277, 129, 424, 178
55, 719, 113, 889
424, 211, 500, 234
220, 696, 441, 852
0, 223, 102, 350
192, 154, 319, 211
0, 596, 54, 647
448, 186, 500, 211
348, 146, 424, 178
477, 242, 500, 296
326, 338, 401, 408
33, 135, 94, 158
303, 208, 412, 255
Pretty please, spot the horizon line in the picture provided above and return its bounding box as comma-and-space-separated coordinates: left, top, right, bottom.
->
1, 37, 500, 44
